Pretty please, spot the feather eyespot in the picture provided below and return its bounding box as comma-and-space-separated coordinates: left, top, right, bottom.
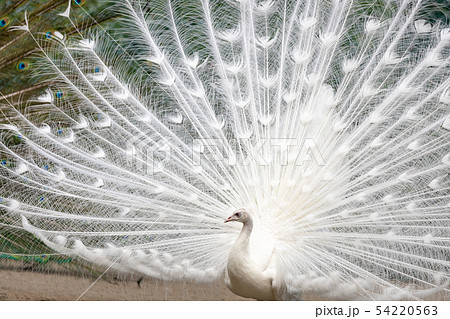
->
44, 30, 54, 39
0, 17, 10, 29
94, 66, 101, 73
73, 0, 86, 6
55, 89, 65, 99
16, 61, 30, 72
14, 134, 23, 144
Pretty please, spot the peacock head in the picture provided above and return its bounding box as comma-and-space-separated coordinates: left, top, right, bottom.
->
224, 208, 250, 224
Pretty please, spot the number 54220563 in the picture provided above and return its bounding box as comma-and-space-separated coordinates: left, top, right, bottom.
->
375, 306, 438, 316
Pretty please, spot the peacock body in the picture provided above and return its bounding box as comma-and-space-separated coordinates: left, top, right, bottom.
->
0, 0, 449, 300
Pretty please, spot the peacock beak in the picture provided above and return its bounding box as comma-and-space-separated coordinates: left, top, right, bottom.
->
224, 216, 232, 223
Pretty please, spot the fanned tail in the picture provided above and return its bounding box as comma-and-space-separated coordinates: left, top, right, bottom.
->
0, 0, 448, 299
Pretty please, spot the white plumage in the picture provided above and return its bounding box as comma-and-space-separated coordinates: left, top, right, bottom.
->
0, 0, 449, 300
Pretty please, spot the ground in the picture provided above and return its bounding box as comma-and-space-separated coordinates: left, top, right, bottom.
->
0, 260, 248, 301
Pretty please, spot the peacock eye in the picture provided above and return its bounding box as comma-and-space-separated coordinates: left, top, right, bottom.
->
16, 61, 30, 72
235, 213, 240, 217
0, 17, 10, 29
73, 0, 86, 6
45, 31, 54, 39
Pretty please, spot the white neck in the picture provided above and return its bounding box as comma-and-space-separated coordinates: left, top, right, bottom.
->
234, 218, 253, 251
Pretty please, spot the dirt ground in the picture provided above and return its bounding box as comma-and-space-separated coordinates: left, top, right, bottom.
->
1, 260, 446, 301
0, 260, 248, 301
